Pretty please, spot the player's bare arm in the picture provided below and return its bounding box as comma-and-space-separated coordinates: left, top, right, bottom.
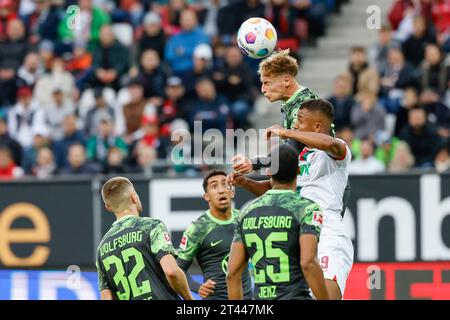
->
100, 289, 116, 300
160, 254, 194, 300
228, 172, 271, 196
226, 242, 249, 300
299, 234, 329, 300
266, 125, 346, 160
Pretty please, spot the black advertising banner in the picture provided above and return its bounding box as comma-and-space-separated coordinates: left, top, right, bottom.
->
0, 180, 94, 268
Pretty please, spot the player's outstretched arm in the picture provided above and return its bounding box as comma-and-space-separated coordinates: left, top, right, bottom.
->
299, 234, 329, 300
228, 172, 271, 196
226, 242, 248, 300
266, 125, 346, 159
160, 254, 195, 300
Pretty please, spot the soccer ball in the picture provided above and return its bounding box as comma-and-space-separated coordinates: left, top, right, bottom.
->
237, 17, 277, 59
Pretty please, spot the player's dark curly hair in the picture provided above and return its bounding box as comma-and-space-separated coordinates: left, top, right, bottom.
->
301, 99, 334, 123
203, 169, 227, 192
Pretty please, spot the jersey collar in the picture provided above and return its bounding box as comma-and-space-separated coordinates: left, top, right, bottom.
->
282, 86, 305, 105
266, 189, 296, 195
206, 209, 235, 225
112, 215, 135, 226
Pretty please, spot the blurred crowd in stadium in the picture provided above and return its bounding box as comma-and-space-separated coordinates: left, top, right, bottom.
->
0, 0, 449, 180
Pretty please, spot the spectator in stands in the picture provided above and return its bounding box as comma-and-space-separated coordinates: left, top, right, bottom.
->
380, 47, 418, 97
369, 24, 396, 76
61, 143, 101, 175
46, 88, 75, 141
431, 0, 450, 35
293, 0, 328, 44
164, 8, 209, 74
388, 140, 415, 173
32, 147, 58, 178
158, 0, 188, 36
37, 39, 55, 72
58, 0, 111, 52
402, 15, 436, 68
53, 114, 86, 168
7, 86, 47, 149
200, 0, 224, 38
213, 46, 254, 129
420, 44, 449, 94
265, 0, 299, 51
139, 11, 166, 60
18, 52, 44, 88
0, 146, 23, 179
133, 143, 158, 176
188, 77, 229, 134
66, 42, 93, 91
84, 87, 116, 137
349, 138, 385, 175
103, 146, 128, 174
34, 57, 75, 108
22, 0, 62, 44
419, 88, 450, 139
434, 140, 450, 173
136, 49, 167, 103
0, 114, 22, 166
399, 106, 442, 168
160, 76, 188, 133
327, 74, 355, 131
0, 19, 30, 71
86, 116, 128, 165
91, 24, 130, 91
179, 43, 214, 99
351, 90, 386, 140
373, 131, 402, 169
22, 128, 50, 174
346, 46, 379, 96
394, 87, 419, 137
0, 0, 17, 42
122, 78, 155, 142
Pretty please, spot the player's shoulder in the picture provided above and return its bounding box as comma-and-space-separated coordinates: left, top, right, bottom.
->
184, 211, 212, 234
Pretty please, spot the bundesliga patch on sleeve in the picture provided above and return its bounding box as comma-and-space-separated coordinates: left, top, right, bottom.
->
312, 211, 323, 226
179, 235, 188, 250
163, 232, 172, 245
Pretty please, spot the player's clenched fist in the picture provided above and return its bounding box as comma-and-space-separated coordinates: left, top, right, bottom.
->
199, 279, 216, 299
232, 154, 253, 174
227, 172, 247, 187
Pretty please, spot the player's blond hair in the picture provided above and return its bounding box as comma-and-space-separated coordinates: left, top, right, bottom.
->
101, 177, 134, 212
258, 49, 298, 78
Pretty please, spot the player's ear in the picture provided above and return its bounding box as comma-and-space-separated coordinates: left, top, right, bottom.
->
203, 192, 210, 202
130, 191, 137, 204
104, 203, 113, 213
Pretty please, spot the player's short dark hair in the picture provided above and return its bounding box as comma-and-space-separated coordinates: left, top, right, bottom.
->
269, 144, 299, 184
203, 169, 227, 192
101, 177, 134, 210
301, 99, 334, 122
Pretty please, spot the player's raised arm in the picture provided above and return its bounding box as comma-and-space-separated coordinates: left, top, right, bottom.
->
265, 99, 347, 160
228, 172, 271, 197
